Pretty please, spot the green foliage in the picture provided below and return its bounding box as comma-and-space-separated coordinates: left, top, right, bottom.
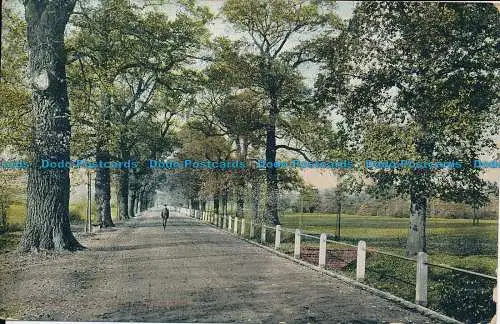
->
67, 0, 211, 159
317, 2, 500, 200
0, 8, 31, 151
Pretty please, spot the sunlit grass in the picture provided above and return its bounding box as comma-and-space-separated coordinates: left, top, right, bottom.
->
281, 212, 498, 271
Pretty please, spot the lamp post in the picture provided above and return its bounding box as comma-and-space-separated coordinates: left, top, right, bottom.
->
86, 169, 92, 233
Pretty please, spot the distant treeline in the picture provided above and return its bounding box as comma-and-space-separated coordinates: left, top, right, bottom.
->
285, 190, 499, 220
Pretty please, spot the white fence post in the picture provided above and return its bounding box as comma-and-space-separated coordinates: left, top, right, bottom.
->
223, 215, 227, 229
250, 221, 255, 238
228, 216, 232, 231
275, 225, 281, 249
241, 218, 245, 236
319, 233, 327, 268
294, 229, 301, 259
356, 240, 366, 281
261, 224, 266, 243
416, 252, 428, 306
234, 217, 239, 234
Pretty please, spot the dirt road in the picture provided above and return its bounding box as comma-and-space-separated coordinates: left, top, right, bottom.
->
0, 208, 444, 323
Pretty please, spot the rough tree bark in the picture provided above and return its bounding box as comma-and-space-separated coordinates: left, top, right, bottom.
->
251, 175, 261, 223
264, 95, 280, 225
472, 205, 479, 225
407, 188, 428, 257
128, 168, 136, 218
95, 149, 113, 226
221, 189, 228, 216
0, 200, 7, 229
20, 0, 84, 251
118, 135, 129, 219
213, 193, 219, 215
236, 136, 248, 218
94, 94, 113, 227
406, 138, 433, 257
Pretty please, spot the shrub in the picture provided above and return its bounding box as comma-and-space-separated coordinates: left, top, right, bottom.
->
430, 269, 495, 323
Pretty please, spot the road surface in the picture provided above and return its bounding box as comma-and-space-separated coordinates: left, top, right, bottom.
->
0, 208, 444, 323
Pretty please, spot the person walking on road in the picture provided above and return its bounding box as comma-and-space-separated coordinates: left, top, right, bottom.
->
161, 205, 169, 231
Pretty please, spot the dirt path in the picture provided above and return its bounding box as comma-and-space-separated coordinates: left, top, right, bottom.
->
0, 208, 444, 323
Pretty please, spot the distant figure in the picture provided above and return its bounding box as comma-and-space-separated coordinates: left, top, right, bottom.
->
161, 205, 169, 231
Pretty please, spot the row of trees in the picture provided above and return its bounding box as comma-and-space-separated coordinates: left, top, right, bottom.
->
1, 1, 498, 256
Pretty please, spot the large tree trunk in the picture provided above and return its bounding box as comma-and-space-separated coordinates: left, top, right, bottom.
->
20, 0, 84, 252
94, 93, 113, 227
236, 136, 248, 218
135, 189, 141, 214
128, 169, 136, 218
118, 135, 129, 219
472, 205, 478, 225
221, 189, 228, 216
119, 169, 129, 219
95, 149, 113, 227
0, 200, 7, 230
264, 96, 280, 225
251, 176, 261, 222
213, 194, 220, 215
406, 188, 428, 257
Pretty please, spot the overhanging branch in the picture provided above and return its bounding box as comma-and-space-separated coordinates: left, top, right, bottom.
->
276, 144, 312, 161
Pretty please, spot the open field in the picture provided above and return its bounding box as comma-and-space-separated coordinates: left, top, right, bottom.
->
280, 212, 497, 274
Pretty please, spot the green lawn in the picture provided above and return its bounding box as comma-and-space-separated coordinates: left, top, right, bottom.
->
281, 212, 497, 274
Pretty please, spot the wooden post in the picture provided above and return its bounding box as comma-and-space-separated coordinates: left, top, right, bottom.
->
224, 215, 227, 229
228, 216, 232, 231
116, 188, 120, 221
275, 225, 281, 249
241, 218, 245, 236
261, 224, 266, 243
319, 233, 327, 268
416, 252, 428, 306
294, 229, 301, 259
86, 170, 91, 233
234, 217, 238, 234
356, 240, 366, 281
